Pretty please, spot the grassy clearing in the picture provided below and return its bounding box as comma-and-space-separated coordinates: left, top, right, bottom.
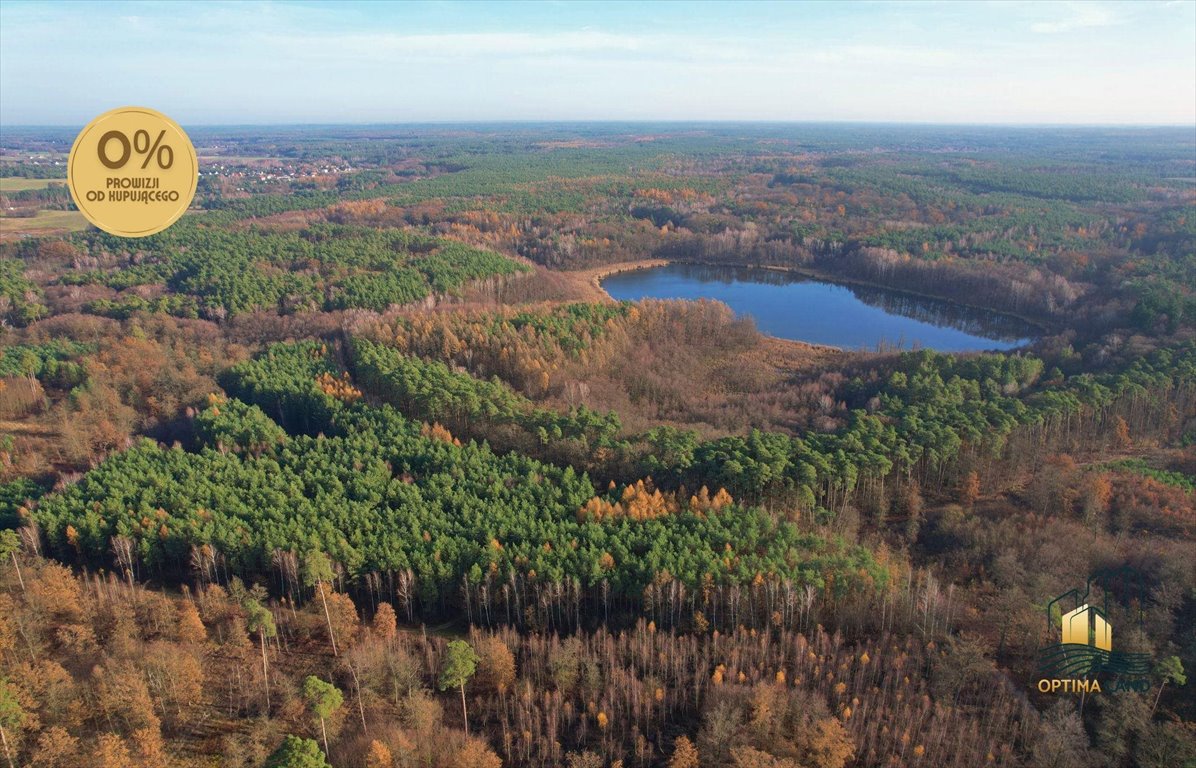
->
1102, 457, 1196, 491
0, 177, 66, 193
0, 209, 89, 239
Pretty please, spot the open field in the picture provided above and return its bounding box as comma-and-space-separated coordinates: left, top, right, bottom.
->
0, 177, 66, 193
0, 209, 88, 240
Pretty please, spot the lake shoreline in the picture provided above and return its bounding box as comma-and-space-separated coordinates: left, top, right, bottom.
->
594, 259, 1040, 353
586, 258, 1048, 339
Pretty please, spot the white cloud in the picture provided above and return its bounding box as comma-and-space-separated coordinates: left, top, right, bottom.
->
1030, 1, 1119, 34
254, 27, 959, 75
354, 30, 646, 56
259, 29, 759, 65
1, 0, 1192, 124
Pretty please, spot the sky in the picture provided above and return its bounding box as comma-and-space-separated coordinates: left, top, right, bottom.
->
1, 0, 1194, 126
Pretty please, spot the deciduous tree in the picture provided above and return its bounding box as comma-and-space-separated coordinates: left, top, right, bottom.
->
475, 635, 516, 695
668, 735, 699, 768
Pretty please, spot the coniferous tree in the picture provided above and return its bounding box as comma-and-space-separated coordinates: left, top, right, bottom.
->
265, 735, 332, 768
302, 677, 343, 757
439, 640, 479, 736
303, 551, 339, 656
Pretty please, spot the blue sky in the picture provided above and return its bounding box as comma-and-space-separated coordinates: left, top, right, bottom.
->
1, 1, 1193, 125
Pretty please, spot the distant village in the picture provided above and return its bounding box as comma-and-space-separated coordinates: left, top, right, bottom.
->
198, 158, 355, 186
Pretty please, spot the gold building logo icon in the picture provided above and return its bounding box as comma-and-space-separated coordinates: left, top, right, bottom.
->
1059, 603, 1111, 651
1037, 570, 1151, 692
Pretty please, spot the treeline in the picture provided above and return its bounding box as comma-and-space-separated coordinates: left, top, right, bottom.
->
0, 163, 67, 178
9, 129, 1195, 334
84, 293, 201, 321
646, 342, 1194, 517
26, 341, 881, 628
0, 339, 90, 421
3, 531, 1189, 767
364, 137, 1194, 333
654, 234, 1080, 324
819, 246, 1079, 320
470, 620, 1033, 768
359, 299, 781, 439
350, 337, 623, 472
0, 181, 73, 210
0, 552, 510, 768
0, 257, 47, 326
57, 224, 526, 319
0, 339, 91, 385
348, 317, 1195, 529
198, 140, 679, 223
0, 314, 240, 473
363, 302, 633, 398
21, 332, 1180, 630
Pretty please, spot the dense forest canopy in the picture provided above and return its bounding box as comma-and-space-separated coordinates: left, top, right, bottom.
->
1, 124, 1193, 768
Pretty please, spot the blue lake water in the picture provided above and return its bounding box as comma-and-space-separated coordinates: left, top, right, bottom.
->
601, 264, 1036, 352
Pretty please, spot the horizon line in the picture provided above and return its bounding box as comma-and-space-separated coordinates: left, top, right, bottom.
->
3, 118, 1195, 130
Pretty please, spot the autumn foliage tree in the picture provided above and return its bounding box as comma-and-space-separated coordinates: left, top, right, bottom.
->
669, 735, 699, 768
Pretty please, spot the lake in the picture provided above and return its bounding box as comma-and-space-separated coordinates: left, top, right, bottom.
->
601, 263, 1036, 352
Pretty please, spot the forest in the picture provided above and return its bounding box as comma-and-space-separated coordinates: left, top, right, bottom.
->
0, 124, 1193, 768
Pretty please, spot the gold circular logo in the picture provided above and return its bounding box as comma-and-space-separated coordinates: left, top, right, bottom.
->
67, 106, 198, 238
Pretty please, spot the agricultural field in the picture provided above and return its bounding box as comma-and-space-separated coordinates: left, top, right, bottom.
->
0, 208, 87, 239
0, 177, 64, 193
